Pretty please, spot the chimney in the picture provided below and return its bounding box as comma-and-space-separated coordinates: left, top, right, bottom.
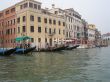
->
52, 4, 55, 9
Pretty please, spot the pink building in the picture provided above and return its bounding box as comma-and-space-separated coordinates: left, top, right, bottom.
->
0, 6, 16, 48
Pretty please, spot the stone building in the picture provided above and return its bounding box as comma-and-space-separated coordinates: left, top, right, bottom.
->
49, 6, 83, 45
88, 24, 96, 48
15, 0, 65, 48
0, 0, 66, 48
0, 6, 16, 48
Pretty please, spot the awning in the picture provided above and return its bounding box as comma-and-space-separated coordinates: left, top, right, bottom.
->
15, 36, 31, 42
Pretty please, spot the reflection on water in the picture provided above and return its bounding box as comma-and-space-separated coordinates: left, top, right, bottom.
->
0, 47, 110, 82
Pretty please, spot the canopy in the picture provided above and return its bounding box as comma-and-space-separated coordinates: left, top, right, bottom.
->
15, 36, 31, 42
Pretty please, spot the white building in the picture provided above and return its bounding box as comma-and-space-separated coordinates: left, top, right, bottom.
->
88, 24, 96, 48
102, 33, 110, 46
49, 5, 83, 45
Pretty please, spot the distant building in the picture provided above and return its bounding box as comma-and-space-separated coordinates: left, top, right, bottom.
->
95, 29, 101, 46
102, 33, 110, 46
88, 24, 96, 48
82, 19, 88, 44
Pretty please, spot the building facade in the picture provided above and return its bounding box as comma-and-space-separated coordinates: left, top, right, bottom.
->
0, 0, 101, 49
49, 7, 83, 45
102, 33, 110, 46
0, 6, 16, 48
95, 29, 101, 46
88, 24, 96, 48
80, 19, 88, 48
15, 0, 65, 49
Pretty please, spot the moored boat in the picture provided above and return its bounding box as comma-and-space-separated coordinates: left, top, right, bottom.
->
14, 46, 36, 54
0, 48, 16, 56
39, 46, 68, 52
52, 46, 68, 51
65, 45, 79, 50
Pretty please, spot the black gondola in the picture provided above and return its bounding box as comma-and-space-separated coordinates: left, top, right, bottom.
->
52, 46, 68, 51
0, 48, 16, 56
14, 46, 36, 54
65, 45, 79, 50
40, 46, 68, 52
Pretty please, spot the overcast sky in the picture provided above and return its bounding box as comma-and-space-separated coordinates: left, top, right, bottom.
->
0, 0, 110, 34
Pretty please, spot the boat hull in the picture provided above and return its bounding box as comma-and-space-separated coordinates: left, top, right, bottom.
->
65, 45, 79, 50
40, 46, 68, 52
0, 48, 16, 56
14, 46, 36, 54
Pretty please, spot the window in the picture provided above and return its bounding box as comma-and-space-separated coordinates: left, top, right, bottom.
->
6, 29, 10, 35
63, 22, 65, 26
11, 29, 12, 34
77, 26, 79, 31
53, 20, 56, 25
59, 29, 61, 34
55, 11, 58, 14
38, 17, 41, 22
63, 30, 65, 35
11, 8, 15, 13
45, 28, 47, 33
34, 4, 37, 9
38, 5, 41, 10
45, 38, 47, 42
30, 15, 34, 21
11, 20, 13, 25
69, 17, 70, 22
49, 19, 52, 24
31, 38, 34, 42
18, 27, 20, 33
2, 22, 4, 26
38, 27, 41, 33
30, 26, 34, 32
38, 38, 41, 43
20, 5, 23, 9
23, 16, 26, 22
49, 28, 51, 34
0, 13, 3, 18
8, 21, 10, 26
29, 2, 33, 8
5, 10, 9, 15
54, 28, 56, 34
17, 17, 20, 23
24, 3, 28, 8
22, 26, 26, 32
1, 31, 3, 35
58, 21, 61, 26
13, 19, 15, 25
44, 18, 47, 23
14, 28, 16, 34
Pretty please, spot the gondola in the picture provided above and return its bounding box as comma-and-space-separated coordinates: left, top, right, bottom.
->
14, 46, 36, 54
40, 46, 68, 52
52, 46, 68, 51
65, 45, 79, 50
0, 48, 16, 56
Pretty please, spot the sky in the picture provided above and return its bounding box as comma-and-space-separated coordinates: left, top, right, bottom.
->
0, 0, 110, 34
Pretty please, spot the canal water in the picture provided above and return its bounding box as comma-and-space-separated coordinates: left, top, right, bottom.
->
0, 47, 110, 82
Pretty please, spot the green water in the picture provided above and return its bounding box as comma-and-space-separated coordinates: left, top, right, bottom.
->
0, 47, 110, 82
